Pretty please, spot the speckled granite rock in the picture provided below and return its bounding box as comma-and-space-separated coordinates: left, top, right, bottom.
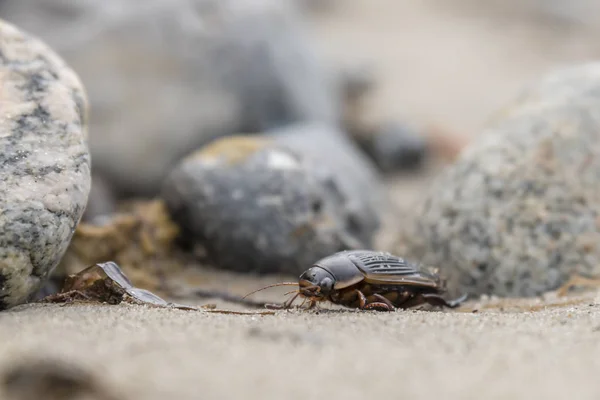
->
0, 20, 91, 309
399, 63, 600, 298
162, 125, 386, 275
0, 0, 338, 197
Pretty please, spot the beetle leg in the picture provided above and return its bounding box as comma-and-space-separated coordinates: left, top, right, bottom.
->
394, 294, 427, 309
298, 297, 308, 308
283, 292, 301, 309
443, 293, 468, 308
391, 291, 412, 308
397, 293, 458, 309
306, 299, 318, 309
265, 303, 285, 310
363, 302, 393, 311
356, 290, 367, 309
421, 293, 466, 309
372, 294, 395, 310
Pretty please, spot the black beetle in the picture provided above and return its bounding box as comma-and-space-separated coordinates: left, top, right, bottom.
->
243, 250, 467, 311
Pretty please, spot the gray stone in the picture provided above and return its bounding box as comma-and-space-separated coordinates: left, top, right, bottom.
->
0, 0, 338, 197
357, 122, 429, 173
269, 123, 386, 241
399, 63, 600, 298
0, 19, 91, 309
162, 124, 386, 275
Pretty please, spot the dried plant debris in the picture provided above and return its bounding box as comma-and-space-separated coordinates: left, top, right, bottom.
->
56, 200, 188, 294
39, 262, 275, 315
2, 358, 122, 400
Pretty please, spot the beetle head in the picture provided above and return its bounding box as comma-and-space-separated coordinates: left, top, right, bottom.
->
298, 266, 335, 298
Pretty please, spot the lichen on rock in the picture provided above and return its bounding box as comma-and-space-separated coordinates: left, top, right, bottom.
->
56, 200, 184, 292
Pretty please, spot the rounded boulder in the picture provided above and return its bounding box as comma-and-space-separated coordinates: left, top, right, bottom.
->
0, 20, 91, 308
400, 63, 600, 298
162, 125, 385, 275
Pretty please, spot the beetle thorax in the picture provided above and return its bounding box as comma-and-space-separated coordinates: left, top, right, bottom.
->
298, 266, 335, 298
313, 252, 365, 289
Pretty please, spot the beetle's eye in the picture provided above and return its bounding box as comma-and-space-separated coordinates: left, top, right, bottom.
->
321, 277, 333, 291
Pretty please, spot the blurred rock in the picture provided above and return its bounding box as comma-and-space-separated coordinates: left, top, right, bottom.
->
82, 174, 118, 222
399, 63, 600, 298
338, 63, 375, 103
334, 61, 431, 174
425, 125, 470, 163
294, 0, 339, 14
269, 123, 386, 237
0, 19, 91, 309
356, 122, 429, 173
0, 0, 339, 197
162, 124, 386, 275
2, 357, 122, 400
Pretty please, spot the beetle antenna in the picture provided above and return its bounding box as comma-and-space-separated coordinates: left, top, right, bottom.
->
283, 290, 299, 296
241, 282, 298, 299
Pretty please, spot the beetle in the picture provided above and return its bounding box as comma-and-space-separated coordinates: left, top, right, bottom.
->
243, 250, 467, 311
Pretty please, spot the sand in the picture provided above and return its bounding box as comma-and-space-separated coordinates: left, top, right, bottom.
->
1, 291, 600, 400
4, 2, 600, 399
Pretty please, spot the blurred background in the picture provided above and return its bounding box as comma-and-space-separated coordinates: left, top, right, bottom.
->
3, 0, 600, 210
5, 0, 600, 289
305, 0, 600, 210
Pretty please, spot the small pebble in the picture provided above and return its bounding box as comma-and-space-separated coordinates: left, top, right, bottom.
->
359, 122, 429, 173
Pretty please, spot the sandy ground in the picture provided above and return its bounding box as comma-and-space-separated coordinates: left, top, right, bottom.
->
2, 291, 600, 400
4, 2, 600, 399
